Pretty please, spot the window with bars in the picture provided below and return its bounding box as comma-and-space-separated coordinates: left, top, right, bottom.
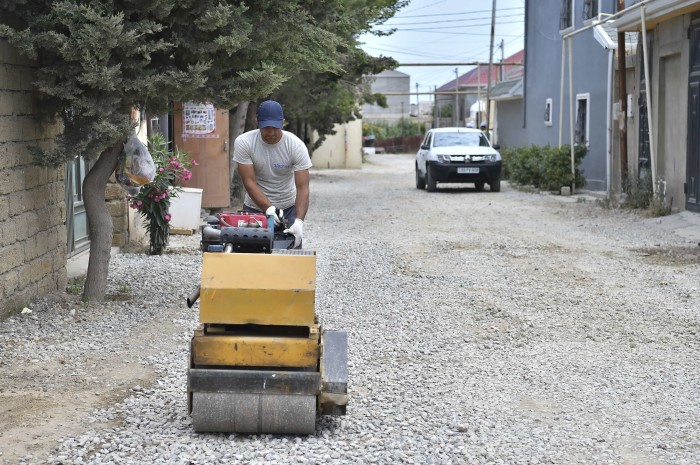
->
575, 94, 589, 145
560, 0, 573, 30
583, 0, 599, 20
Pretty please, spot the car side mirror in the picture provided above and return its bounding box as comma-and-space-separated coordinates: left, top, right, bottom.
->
421, 144, 429, 150
492, 144, 500, 150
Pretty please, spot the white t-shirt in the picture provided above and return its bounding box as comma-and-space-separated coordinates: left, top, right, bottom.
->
232, 129, 312, 210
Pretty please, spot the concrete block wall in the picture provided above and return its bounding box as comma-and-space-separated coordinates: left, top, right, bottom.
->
106, 178, 129, 247
311, 120, 363, 169
0, 39, 66, 318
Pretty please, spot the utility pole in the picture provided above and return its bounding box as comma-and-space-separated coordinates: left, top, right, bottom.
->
617, 0, 628, 186
435, 85, 439, 128
454, 68, 459, 126
486, 0, 497, 132
415, 82, 420, 116
498, 39, 505, 81
477, 63, 482, 125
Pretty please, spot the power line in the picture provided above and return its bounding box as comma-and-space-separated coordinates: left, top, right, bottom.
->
376, 29, 523, 37
383, 13, 523, 26
368, 29, 522, 37
398, 0, 451, 15
364, 45, 464, 60
374, 20, 525, 31
393, 7, 521, 19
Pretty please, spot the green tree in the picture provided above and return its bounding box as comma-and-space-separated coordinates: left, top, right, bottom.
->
274, 0, 406, 149
0, 0, 354, 301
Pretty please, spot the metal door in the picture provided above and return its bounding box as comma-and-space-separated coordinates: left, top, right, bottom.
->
65, 156, 90, 257
686, 19, 700, 212
173, 102, 231, 208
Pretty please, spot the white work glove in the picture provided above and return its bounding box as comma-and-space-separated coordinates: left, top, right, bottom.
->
283, 219, 304, 248
265, 205, 282, 226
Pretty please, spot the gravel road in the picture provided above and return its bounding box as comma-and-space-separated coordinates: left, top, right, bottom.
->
1, 153, 699, 465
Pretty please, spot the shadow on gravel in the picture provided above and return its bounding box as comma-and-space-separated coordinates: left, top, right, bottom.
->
632, 245, 700, 265
418, 186, 499, 194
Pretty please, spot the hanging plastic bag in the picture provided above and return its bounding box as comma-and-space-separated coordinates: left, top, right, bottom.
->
116, 135, 156, 195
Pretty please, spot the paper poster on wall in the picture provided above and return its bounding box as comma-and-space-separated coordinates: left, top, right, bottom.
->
183, 102, 219, 139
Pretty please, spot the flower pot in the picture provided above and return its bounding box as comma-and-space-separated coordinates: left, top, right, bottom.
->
169, 187, 203, 230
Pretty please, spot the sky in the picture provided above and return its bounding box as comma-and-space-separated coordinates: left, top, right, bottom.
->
359, 0, 526, 104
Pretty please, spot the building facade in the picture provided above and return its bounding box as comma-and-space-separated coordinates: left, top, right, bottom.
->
617, 0, 700, 212
361, 70, 411, 123
513, 0, 619, 191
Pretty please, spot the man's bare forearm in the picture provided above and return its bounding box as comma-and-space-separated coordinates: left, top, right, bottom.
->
294, 170, 310, 221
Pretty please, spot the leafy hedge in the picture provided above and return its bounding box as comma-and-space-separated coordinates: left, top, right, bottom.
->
363, 120, 425, 140
500, 144, 588, 192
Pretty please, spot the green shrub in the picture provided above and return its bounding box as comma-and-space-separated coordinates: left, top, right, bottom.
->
623, 175, 653, 209
363, 120, 425, 139
499, 147, 516, 180
623, 175, 672, 216
502, 144, 587, 192
129, 134, 196, 255
540, 144, 587, 191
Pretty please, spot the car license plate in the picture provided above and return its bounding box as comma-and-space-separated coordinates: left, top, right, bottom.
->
458, 167, 479, 174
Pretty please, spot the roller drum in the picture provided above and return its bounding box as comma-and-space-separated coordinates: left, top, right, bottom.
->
191, 392, 317, 434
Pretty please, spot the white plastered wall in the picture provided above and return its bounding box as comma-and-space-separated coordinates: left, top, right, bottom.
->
311, 119, 363, 169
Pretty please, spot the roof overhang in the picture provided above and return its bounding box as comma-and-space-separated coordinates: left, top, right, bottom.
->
616, 0, 700, 32
492, 95, 523, 102
490, 78, 523, 102
593, 23, 617, 49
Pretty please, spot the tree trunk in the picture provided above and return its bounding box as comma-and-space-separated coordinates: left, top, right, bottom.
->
82, 141, 123, 301
229, 102, 250, 207
229, 101, 249, 153
245, 101, 257, 132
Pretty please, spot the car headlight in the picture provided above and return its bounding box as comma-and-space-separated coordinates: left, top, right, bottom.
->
437, 154, 451, 163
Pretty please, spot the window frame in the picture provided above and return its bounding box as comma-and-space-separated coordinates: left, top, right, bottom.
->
544, 98, 553, 126
560, 0, 574, 32
423, 132, 433, 148
583, 0, 600, 23
575, 93, 590, 146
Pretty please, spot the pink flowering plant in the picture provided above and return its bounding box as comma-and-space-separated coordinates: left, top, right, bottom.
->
129, 134, 197, 255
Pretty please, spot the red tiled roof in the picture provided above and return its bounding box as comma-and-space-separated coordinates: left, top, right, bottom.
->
437, 49, 524, 91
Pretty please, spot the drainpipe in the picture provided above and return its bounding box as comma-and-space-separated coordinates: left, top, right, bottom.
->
559, 39, 566, 146
640, 5, 656, 195
606, 49, 614, 197
617, 0, 628, 186
568, 37, 576, 193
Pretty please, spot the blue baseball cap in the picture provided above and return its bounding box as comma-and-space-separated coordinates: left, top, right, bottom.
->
257, 100, 284, 129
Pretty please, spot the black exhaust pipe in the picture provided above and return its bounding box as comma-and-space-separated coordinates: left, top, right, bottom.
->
187, 287, 200, 308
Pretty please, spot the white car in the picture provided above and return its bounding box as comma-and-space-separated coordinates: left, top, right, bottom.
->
415, 127, 502, 192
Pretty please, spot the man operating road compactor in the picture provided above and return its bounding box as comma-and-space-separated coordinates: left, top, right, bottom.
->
232, 100, 311, 248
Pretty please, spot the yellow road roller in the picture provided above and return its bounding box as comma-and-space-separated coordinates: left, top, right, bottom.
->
186, 212, 347, 434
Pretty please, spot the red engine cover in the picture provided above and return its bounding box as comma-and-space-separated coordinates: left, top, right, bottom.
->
219, 212, 268, 228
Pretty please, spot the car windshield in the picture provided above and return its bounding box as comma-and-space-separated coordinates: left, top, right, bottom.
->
433, 132, 488, 147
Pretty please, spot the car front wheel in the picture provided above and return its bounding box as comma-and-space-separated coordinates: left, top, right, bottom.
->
415, 165, 426, 189
490, 177, 501, 192
426, 164, 437, 192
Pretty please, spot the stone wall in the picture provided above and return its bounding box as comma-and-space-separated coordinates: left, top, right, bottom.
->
0, 39, 66, 318
106, 178, 129, 247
